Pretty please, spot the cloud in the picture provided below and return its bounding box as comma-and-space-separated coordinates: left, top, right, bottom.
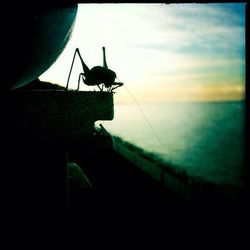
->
134, 3, 245, 58
40, 3, 245, 102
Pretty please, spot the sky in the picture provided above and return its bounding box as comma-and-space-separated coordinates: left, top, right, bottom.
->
40, 3, 246, 104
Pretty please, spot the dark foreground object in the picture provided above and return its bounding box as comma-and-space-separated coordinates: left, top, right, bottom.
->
68, 148, 248, 232
1, 135, 247, 242
0, 89, 247, 242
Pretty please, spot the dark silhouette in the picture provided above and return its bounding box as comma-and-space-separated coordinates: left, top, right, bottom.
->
17, 78, 66, 90
66, 47, 123, 92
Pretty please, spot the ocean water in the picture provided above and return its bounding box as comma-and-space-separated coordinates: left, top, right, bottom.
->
102, 101, 245, 187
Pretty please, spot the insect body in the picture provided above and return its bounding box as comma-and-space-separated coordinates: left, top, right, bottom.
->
66, 47, 123, 92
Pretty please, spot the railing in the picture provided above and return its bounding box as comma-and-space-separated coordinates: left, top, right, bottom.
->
112, 137, 242, 203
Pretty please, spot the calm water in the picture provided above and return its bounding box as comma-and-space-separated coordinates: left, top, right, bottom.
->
102, 101, 245, 187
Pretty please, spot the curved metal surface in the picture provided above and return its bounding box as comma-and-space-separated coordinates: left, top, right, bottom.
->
2, 4, 78, 90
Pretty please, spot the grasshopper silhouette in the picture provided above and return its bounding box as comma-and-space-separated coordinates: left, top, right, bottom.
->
66, 47, 123, 92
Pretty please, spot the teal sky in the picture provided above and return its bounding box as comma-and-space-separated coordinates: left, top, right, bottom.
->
40, 3, 246, 103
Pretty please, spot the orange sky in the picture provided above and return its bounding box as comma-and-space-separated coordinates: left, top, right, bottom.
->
115, 83, 245, 104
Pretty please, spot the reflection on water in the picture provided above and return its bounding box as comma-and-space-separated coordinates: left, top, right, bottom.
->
102, 101, 244, 187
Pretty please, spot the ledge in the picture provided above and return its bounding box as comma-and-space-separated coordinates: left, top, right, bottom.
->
7, 90, 114, 149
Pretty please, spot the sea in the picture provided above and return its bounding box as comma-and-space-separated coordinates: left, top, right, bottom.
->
101, 101, 245, 188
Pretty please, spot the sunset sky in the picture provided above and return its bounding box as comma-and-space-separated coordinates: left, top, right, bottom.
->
40, 3, 246, 103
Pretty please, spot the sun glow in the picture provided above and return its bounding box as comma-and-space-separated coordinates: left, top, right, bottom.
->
40, 3, 245, 103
